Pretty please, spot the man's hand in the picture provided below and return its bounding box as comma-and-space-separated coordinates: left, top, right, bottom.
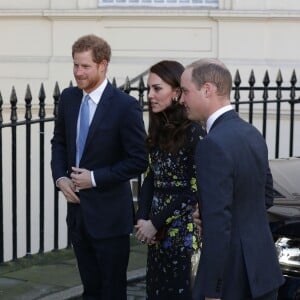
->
57, 177, 80, 204
193, 204, 202, 236
71, 167, 93, 190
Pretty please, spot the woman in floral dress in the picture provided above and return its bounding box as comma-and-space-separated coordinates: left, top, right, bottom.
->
135, 60, 205, 300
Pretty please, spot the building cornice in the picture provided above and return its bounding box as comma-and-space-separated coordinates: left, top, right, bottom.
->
1, 9, 300, 20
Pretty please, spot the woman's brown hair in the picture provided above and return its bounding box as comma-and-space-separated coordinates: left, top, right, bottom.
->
147, 60, 191, 154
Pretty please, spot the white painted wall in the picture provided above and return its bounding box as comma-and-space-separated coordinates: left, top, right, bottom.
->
0, 2, 300, 101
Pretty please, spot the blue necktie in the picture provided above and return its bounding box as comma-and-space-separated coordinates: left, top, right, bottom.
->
77, 94, 90, 166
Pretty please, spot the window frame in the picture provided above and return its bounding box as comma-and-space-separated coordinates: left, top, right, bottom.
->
98, 0, 218, 8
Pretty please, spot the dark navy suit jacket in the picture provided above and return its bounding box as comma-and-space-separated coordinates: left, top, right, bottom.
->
193, 110, 284, 299
51, 82, 148, 239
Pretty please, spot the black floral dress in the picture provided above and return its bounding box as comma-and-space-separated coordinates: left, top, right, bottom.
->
136, 122, 205, 300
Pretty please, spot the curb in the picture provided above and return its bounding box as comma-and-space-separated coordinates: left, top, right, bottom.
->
39, 268, 146, 300
127, 267, 146, 283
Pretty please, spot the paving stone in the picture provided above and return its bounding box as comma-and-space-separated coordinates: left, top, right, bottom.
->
5, 264, 81, 288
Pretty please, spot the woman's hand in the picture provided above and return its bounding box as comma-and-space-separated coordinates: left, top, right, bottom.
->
135, 219, 157, 244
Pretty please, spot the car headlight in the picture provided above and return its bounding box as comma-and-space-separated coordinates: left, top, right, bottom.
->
275, 237, 300, 274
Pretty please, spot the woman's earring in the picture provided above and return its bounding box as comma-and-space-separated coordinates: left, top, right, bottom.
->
172, 96, 178, 102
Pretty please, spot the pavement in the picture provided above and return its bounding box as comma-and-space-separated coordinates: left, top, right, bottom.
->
0, 236, 147, 300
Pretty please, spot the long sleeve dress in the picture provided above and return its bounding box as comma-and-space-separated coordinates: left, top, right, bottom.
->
136, 122, 205, 300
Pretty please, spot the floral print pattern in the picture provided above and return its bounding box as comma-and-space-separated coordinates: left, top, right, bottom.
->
145, 123, 203, 300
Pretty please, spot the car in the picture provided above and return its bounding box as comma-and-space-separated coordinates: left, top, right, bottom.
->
268, 157, 300, 300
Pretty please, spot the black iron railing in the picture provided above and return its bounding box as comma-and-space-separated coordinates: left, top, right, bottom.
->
0, 69, 299, 264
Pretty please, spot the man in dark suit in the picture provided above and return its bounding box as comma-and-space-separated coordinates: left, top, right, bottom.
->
180, 58, 284, 300
50, 34, 148, 300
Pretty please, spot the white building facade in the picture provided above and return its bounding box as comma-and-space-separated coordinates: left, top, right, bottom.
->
1, 0, 300, 101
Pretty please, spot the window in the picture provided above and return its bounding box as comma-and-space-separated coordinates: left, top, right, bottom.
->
99, 0, 218, 7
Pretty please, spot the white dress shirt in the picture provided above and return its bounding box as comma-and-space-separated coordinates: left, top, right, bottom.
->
80, 79, 108, 187
56, 79, 108, 188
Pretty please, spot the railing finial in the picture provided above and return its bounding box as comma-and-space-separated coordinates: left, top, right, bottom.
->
10, 86, 18, 122
24, 84, 32, 120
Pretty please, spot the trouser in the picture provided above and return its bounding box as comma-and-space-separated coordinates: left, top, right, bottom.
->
69, 208, 130, 300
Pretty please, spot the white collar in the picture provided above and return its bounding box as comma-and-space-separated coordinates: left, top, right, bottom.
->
83, 78, 108, 104
206, 105, 233, 133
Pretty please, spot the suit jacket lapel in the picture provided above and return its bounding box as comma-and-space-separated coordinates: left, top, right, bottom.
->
84, 82, 113, 149
69, 88, 83, 164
